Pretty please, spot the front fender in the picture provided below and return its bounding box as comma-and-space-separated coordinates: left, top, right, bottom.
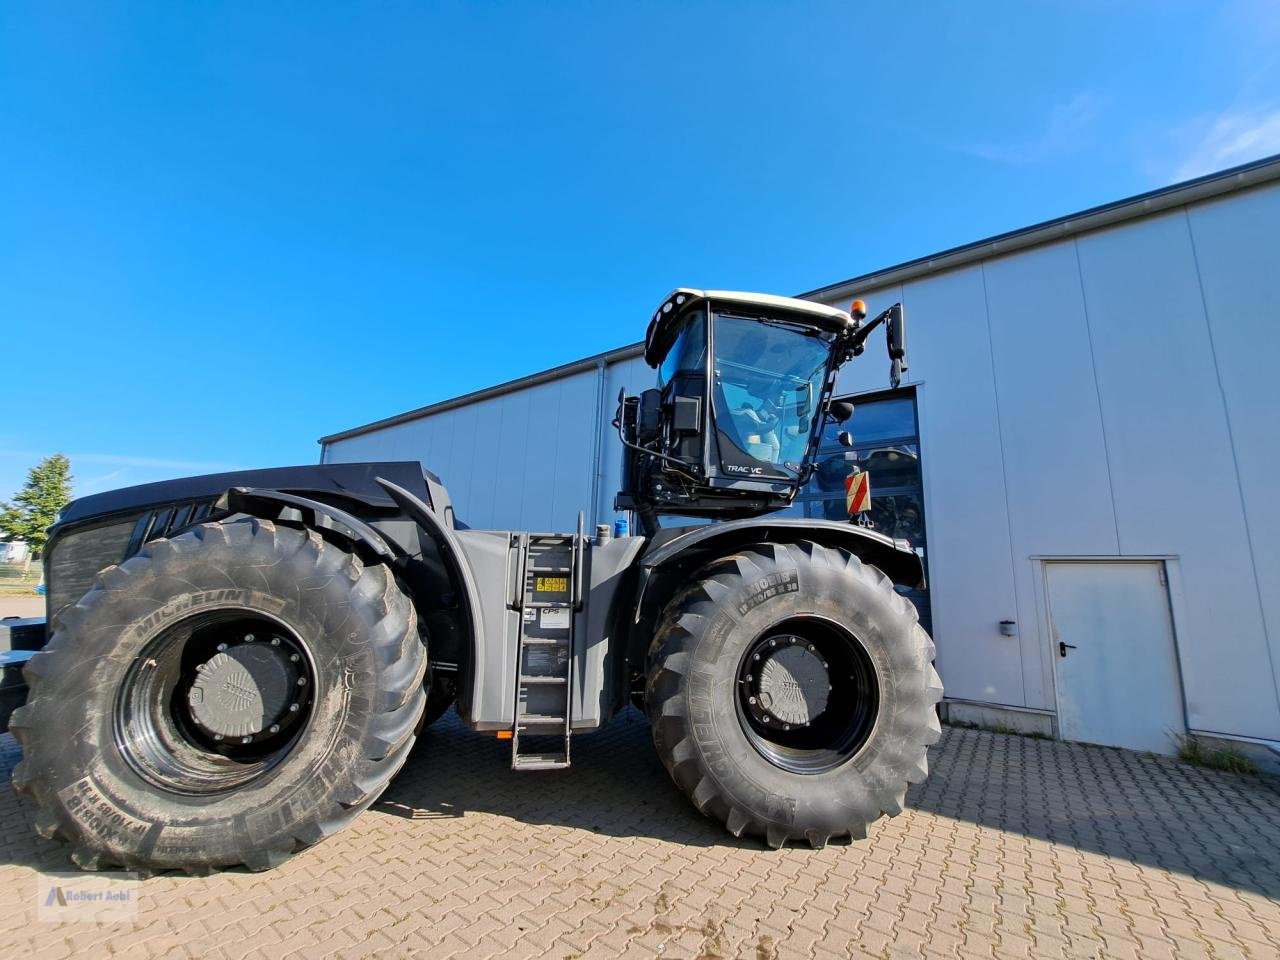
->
221, 487, 398, 560
641, 516, 923, 589
629, 516, 924, 663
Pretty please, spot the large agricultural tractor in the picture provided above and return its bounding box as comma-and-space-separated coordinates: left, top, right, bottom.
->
7, 289, 941, 873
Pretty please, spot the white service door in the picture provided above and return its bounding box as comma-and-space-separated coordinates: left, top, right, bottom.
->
1046, 561, 1184, 754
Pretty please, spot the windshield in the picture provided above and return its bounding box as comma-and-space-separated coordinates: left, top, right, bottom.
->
713, 314, 834, 472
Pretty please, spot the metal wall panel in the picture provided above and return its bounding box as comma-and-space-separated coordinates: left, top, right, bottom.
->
1184, 184, 1280, 736
835, 272, 1027, 709
327, 370, 602, 533
982, 240, 1120, 710
1074, 209, 1277, 739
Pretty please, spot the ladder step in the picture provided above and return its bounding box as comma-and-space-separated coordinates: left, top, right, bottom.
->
521, 636, 567, 646
520, 675, 567, 684
517, 713, 566, 725
527, 566, 572, 573
512, 753, 569, 770
523, 601, 572, 609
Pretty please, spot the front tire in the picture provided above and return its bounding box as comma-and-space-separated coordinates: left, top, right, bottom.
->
645, 541, 942, 848
10, 517, 427, 874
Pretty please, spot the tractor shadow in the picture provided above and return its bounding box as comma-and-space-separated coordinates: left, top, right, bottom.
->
374, 706, 751, 849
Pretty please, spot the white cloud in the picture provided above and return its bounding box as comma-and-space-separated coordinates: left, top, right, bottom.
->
957, 93, 1103, 165
1171, 107, 1280, 181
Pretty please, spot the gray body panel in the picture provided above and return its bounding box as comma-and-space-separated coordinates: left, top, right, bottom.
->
452, 529, 647, 732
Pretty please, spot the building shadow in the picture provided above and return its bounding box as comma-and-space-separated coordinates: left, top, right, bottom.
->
380, 709, 1280, 899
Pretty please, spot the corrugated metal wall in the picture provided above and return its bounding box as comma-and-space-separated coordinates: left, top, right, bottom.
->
820, 179, 1280, 742
324, 358, 652, 533
323, 179, 1280, 744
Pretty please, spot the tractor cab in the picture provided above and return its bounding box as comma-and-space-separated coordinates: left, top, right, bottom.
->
616, 289, 906, 530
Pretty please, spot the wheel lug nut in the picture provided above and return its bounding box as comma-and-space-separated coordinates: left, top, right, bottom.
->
770, 639, 777, 647
789, 637, 796, 644
245, 634, 255, 643
269, 724, 280, 734
784, 724, 791, 731
746, 674, 753, 682
821, 661, 828, 668
241, 736, 252, 744
753, 654, 760, 661
213, 734, 223, 741
216, 643, 228, 652
748, 696, 757, 705
271, 637, 281, 646
289, 703, 300, 712
290, 653, 300, 663
296, 677, 307, 686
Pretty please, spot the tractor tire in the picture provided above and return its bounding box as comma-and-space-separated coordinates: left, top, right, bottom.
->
420, 674, 457, 728
645, 541, 942, 849
10, 517, 427, 874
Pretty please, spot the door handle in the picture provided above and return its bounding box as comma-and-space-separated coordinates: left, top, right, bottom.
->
1058, 641, 1077, 658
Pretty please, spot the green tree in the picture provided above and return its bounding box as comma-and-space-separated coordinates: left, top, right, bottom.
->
0, 454, 74, 558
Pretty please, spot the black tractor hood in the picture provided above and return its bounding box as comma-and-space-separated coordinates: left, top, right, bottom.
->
58, 461, 435, 526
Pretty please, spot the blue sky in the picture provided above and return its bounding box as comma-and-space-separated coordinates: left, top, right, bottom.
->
3, 1, 1279, 502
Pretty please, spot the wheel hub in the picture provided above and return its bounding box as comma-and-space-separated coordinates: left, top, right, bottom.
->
756, 643, 831, 725
187, 636, 300, 742
736, 618, 880, 774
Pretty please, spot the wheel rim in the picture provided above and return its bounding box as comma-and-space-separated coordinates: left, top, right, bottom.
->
114, 609, 316, 795
735, 616, 879, 774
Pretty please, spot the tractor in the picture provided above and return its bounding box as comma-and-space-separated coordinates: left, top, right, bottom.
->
6, 288, 941, 873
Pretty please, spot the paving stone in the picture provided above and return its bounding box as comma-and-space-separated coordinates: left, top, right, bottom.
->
0, 720, 1276, 959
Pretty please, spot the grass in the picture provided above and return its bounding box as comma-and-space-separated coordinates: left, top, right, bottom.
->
0, 561, 43, 595
1174, 734, 1259, 775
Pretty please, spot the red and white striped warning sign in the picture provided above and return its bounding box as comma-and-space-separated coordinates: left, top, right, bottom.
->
845, 471, 871, 515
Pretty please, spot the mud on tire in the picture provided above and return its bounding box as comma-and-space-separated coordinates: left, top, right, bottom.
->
9, 517, 427, 874
645, 541, 942, 848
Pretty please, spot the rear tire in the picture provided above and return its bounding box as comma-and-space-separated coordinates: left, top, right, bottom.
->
645, 541, 941, 848
10, 517, 426, 874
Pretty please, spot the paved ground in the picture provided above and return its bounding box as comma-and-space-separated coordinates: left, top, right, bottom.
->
0, 709, 1277, 959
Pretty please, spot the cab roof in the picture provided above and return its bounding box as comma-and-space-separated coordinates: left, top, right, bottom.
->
644, 288, 852, 367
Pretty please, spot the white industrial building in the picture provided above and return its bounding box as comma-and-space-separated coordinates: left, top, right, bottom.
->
322, 156, 1280, 765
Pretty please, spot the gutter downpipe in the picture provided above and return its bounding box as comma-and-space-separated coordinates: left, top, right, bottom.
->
587, 357, 608, 529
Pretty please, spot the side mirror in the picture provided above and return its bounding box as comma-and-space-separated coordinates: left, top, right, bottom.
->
793, 384, 812, 419
886, 304, 907, 388
829, 400, 854, 423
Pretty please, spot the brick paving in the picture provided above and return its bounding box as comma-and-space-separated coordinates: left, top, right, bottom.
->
1, 710, 1277, 959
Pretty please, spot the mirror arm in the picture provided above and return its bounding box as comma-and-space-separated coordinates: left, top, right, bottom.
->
847, 303, 897, 355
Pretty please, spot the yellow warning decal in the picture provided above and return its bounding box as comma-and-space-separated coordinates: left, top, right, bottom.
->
536, 577, 568, 593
